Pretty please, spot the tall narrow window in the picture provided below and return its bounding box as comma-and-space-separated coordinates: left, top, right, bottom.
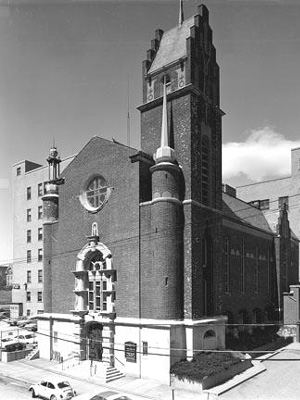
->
38, 183, 43, 197
37, 292, 43, 302
38, 206, 43, 220
224, 237, 230, 293
27, 230, 31, 243
27, 270, 32, 283
240, 239, 245, 293
254, 246, 259, 293
17, 167, 21, 176
201, 136, 210, 206
27, 187, 31, 200
38, 249, 43, 262
27, 209, 32, 222
27, 250, 31, 263
26, 292, 31, 302
38, 227, 43, 241
38, 269, 43, 283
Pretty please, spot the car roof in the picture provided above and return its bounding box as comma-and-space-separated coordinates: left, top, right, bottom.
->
41, 377, 71, 384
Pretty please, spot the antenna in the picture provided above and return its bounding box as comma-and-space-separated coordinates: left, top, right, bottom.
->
179, 0, 184, 27
127, 75, 131, 148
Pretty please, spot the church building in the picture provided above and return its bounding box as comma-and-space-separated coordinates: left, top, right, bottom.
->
11, 4, 298, 383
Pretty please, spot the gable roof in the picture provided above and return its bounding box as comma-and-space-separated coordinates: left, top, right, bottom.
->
148, 16, 195, 74
222, 192, 273, 233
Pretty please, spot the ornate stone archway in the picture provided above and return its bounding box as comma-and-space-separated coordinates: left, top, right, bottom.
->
72, 223, 116, 366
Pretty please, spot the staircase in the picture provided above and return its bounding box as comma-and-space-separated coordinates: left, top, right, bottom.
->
93, 363, 124, 383
25, 347, 39, 361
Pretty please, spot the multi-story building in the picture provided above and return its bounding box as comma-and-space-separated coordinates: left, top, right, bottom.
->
12, 157, 74, 317
237, 147, 300, 276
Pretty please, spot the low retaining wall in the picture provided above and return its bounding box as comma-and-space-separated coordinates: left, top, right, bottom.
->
0, 349, 31, 362
171, 359, 253, 392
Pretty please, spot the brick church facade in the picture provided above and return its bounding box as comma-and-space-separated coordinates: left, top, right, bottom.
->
11, 4, 298, 383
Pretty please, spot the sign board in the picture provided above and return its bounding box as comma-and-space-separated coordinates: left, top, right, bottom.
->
125, 341, 137, 363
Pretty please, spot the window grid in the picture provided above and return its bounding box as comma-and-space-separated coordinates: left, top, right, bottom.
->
38, 249, 43, 262
27, 271, 31, 283
37, 292, 43, 302
27, 230, 31, 243
38, 269, 43, 283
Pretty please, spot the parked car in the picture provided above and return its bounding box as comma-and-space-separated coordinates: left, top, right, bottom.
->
26, 322, 37, 331
89, 391, 131, 400
29, 378, 76, 400
14, 333, 37, 345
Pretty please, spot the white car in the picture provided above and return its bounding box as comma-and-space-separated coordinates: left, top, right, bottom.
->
29, 378, 76, 399
14, 332, 37, 344
89, 391, 131, 400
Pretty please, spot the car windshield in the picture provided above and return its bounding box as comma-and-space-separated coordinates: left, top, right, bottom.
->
57, 381, 71, 389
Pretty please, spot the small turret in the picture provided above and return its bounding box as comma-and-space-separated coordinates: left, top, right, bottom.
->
47, 146, 61, 182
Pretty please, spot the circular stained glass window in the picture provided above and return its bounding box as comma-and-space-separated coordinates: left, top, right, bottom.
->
80, 175, 110, 213
86, 176, 108, 208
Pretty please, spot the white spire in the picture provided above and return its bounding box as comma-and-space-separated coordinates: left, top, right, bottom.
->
154, 76, 176, 163
179, 0, 184, 27
160, 75, 168, 148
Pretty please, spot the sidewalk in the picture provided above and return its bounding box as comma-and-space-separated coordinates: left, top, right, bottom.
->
0, 357, 205, 400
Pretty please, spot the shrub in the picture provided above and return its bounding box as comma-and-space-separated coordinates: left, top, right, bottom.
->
170, 351, 242, 383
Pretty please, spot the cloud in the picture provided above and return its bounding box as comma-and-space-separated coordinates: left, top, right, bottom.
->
222, 127, 300, 182
0, 179, 9, 189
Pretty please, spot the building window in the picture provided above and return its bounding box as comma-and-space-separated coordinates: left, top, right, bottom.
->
54, 331, 58, 343
278, 196, 289, 211
27, 270, 31, 283
26, 292, 31, 302
142, 341, 148, 356
240, 239, 245, 293
38, 249, 43, 262
27, 250, 31, 263
27, 186, 32, 200
260, 199, 270, 210
38, 183, 43, 197
88, 253, 110, 312
38, 206, 43, 220
27, 209, 32, 222
254, 246, 259, 293
38, 227, 43, 241
27, 230, 31, 243
17, 167, 21, 176
37, 292, 43, 302
85, 176, 108, 211
224, 237, 230, 293
201, 136, 210, 206
38, 269, 43, 283
26, 309, 30, 316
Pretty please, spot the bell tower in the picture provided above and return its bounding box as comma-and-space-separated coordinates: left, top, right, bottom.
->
139, 4, 224, 318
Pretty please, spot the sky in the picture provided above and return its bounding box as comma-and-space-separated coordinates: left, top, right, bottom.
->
1, 0, 300, 263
